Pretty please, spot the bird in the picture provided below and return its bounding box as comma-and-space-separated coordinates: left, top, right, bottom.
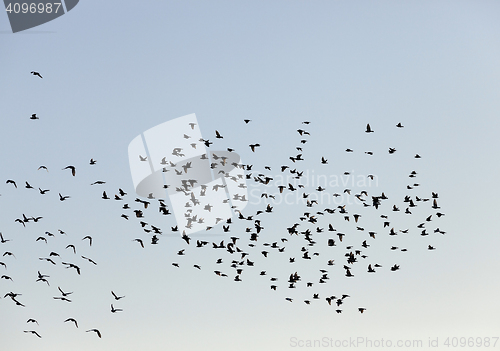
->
86, 329, 102, 338
58, 287, 73, 297
81, 256, 97, 265
27, 319, 39, 325
111, 304, 123, 313
396, 123, 404, 128
24, 330, 41, 338
365, 124, 374, 133
111, 291, 125, 300
30, 114, 39, 120
59, 193, 70, 201
62, 165, 76, 176
38, 188, 50, 194
0, 233, 10, 244
215, 130, 223, 139
64, 318, 78, 328
249, 144, 260, 152
6, 180, 17, 188
133, 239, 144, 248
62, 262, 80, 275
31, 71, 43, 78
89, 158, 96, 165
53, 296, 72, 302
82, 236, 92, 246
37, 165, 48, 171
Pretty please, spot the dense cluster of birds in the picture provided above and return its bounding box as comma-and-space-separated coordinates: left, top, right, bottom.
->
0, 71, 447, 339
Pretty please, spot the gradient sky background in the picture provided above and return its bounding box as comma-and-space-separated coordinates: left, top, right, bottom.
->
1, 1, 500, 350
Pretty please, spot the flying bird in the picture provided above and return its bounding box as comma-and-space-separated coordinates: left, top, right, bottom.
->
249, 144, 260, 152
24, 330, 41, 338
86, 329, 102, 338
64, 318, 78, 328
59, 193, 70, 201
62, 165, 76, 176
111, 304, 123, 313
111, 291, 125, 300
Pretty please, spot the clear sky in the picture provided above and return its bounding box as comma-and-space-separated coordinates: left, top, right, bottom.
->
1, 1, 500, 350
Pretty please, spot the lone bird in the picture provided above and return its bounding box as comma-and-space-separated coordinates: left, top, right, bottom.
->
31, 71, 43, 78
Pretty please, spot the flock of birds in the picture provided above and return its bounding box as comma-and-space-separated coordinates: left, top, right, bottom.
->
0, 71, 447, 339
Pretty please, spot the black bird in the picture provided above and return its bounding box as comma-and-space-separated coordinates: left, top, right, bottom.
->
39, 188, 50, 194
86, 329, 102, 338
59, 193, 70, 201
24, 330, 41, 338
62, 165, 76, 176
31, 71, 43, 78
365, 124, 374, 133
0, 233, 10, 244
82, 236, 92, 246
111, 304, 123, 313
58, 287, 73, 297
111, 291, 125, 300
64, 318, 78, 328
249, 144, 260, 152
81, 256, 97, 265
133, 239, 144, 248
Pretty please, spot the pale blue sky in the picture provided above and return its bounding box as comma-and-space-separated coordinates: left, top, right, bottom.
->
1, 1, 500, 350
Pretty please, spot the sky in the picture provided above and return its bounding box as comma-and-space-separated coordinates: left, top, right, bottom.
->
1, 1, 500, 350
